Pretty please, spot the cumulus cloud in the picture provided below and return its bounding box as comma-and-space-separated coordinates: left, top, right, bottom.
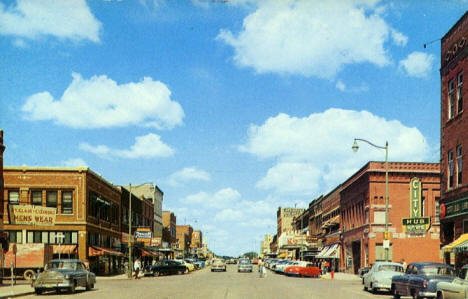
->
182, 188, 241, 209
217, 0, 406, 78
240, 108, 430, 195
399, 51, 434, 78
167, 167, 211, 186
60, 158, 88, 167
80, 133, 174, 159
0, 0, 101, 42
214, 209, 244, 221
21, 73, 184, 129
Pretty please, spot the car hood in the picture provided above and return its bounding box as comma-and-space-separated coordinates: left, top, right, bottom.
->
373, 271, 402, 280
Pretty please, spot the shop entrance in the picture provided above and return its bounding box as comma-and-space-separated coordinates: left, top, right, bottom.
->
351, 241, 361, 274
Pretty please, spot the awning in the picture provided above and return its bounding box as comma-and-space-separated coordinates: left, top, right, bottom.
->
52, 245, 77, 255
453, 240, 468, 253
316, 246, 330, 258
442, 233, 468, 253
89, 246, 124, 257
140, 248, 157, 257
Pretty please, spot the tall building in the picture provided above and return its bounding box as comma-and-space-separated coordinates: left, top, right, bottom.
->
277, 207, 305, 238
176, 225, 193, 255
162, 211, 177, 247
440, 11, 468, 269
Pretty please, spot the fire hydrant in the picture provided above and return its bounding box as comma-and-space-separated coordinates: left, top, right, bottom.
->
331, 270, 334, 279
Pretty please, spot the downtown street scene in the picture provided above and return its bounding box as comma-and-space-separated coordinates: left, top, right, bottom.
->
1, 1, 468, 299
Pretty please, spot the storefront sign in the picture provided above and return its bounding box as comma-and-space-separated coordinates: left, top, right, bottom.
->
410, 178, 422, 218
151, 237, 162, 246
402, 217, 431, 233
9, 205, 56, 226
135, 231, 152, 239
443, 197, 468, 219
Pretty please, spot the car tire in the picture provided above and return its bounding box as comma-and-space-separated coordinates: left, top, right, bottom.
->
363, 285, 368, 291
177, 270, 183, 275
153, 271, 160, 277
392, 285, 400, 299
35, 288, 42, 295
437, 291, 444, 299
23, 269, 35, 281
184, 269, 189, 274
69, 281, 76, 294
86, 280, 94, 291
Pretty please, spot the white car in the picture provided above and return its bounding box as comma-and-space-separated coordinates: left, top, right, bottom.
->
363, 262, 404, 293
437, 265, 468, 299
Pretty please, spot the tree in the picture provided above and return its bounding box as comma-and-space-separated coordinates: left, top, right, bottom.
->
242, 251, 258, 259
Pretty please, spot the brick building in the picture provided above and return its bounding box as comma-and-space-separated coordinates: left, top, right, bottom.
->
176, 225, 193, 256
440, 11, 468, 269
126, 184, 163, 238
277, 207, 304, 238
162, 211, 177, 247
3, 167, 124, 275
340, 162, 441, 274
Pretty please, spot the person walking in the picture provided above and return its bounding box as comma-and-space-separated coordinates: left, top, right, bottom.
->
134, 257, 142, 279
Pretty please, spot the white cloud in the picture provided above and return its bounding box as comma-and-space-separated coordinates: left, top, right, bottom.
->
391, 29, 408, 46
336, 80, 346, 91
22, 73, 184, 129
217, 0, 406, 79
240, 108, 430, 195
167, 167, 211, 186
183, 187, 241, 209
80, 133, 174, 159
60, 158, 88, 167
214, 209, 244, 221
399, 51, 434, 78
0, 0, 101, 42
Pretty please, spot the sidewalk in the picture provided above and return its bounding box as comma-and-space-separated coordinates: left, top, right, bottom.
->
0, 274, 129, 299
321, 272, 361, 281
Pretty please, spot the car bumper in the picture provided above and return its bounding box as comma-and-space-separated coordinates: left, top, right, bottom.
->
211, 267, 226, 271
34, 281, 72, 289
418, 291, 436, 298
238, 268, 252, 272
372, 283, 391, 290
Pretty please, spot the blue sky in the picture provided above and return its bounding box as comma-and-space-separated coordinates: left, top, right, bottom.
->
0, 0, 466, 256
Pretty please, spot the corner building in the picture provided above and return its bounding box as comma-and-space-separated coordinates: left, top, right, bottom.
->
340, 162, 441, 274
440, 11, 468, 269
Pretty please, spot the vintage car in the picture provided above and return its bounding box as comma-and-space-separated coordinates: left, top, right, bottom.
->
238, 258, 253, 273
32, 259, 96, 295
211, 259, 227, 272
391, 262, 455, 299
144, 260, 188, 276
284, 262, 321, 278
363, 262, 404, 293
436, 264, 468, 299
359, 266, 371, 278
176, 260, 195, 272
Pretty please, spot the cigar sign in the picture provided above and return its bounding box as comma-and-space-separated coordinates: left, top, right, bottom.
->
9, 205, 56, 226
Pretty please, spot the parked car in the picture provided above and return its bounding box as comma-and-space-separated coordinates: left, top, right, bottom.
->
238, 258, 253, 273
436, 264, 468, 299
391, 262, 455, 299
363, 262, 404, 293
275, 260, 296, 274
144, 260, 188, 276
211, 259, 227, 272
32, 259, 96, 295
284, 261, 321, 278
176, 260, 195, 272
186, 258, 204, 269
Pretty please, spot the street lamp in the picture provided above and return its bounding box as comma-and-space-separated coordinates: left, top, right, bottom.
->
352, 138, 390, 262
127, 182, 154, 279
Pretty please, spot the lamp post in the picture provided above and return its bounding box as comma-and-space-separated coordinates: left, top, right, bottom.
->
352, 138, 390, 262
127, 182, 154, 279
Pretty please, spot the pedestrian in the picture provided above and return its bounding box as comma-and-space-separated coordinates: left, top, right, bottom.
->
134, 257, 142, 279
259, 259, 266, 278
322, 261, 327, 275
401, 259, 407, 271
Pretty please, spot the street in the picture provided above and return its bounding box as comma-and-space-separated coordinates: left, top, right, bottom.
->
19, 265, 392, 299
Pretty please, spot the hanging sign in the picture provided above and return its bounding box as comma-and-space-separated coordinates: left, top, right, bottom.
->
402, 178, 430, 234
410, 177, 422, 218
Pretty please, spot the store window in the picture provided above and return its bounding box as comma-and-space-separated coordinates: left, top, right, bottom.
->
31, 191, 42, 206
46, 191, 58, 208
8, 190, 19, 205
62, 191, 73, 214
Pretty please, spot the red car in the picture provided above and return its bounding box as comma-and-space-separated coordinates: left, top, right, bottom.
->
284, 262, 322, 278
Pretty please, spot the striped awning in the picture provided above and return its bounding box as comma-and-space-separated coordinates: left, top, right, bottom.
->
454, 240, 468, 253
442, 233, 468, 253
89, 246, 124, 257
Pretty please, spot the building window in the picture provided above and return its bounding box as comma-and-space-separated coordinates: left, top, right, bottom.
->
449, 79, 455, 119
375, 243, 393, 261
449, 150, 454, 188
31, 191, 42, 206
8, 191, 19, 205
27, 231, 43, 243
435, 198, 440, 224
373, 211, 386, 224
458, 72, 463, 113
457, 145, 463, 186
61, 191, 73, 214
46, 191, 58, 208
7, 231, 22, 243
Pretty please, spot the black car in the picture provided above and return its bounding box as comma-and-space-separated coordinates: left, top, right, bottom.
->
391, 262, 455, 299
144, 260, 188, 277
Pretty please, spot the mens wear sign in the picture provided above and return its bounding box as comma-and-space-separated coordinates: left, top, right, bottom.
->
9, 205, 56, 226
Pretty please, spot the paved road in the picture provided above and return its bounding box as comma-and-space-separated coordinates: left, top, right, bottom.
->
22, 265, 394, 299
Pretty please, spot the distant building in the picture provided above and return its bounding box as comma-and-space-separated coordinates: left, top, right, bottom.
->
260, 234, 272, 256
440, 11, 468, 269
176, 225, 193, 256
162, 211, 177, 247
277, 207, 305, 238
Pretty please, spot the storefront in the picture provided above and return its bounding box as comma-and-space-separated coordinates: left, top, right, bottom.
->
88, 245, 124, 275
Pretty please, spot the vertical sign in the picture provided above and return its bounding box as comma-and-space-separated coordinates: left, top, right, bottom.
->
410, 178, 421, 218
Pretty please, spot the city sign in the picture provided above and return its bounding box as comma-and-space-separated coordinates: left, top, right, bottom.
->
410, 177, 422, 218
8, 205, 56, 226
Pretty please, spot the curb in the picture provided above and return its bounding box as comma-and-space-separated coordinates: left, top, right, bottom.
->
0, 290, 34, 299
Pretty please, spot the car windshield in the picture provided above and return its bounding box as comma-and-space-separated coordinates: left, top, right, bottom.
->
239, 260, 250, 265
378, 265, 403, 272
46, 261, 76, 270
420, 266, 455, 276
